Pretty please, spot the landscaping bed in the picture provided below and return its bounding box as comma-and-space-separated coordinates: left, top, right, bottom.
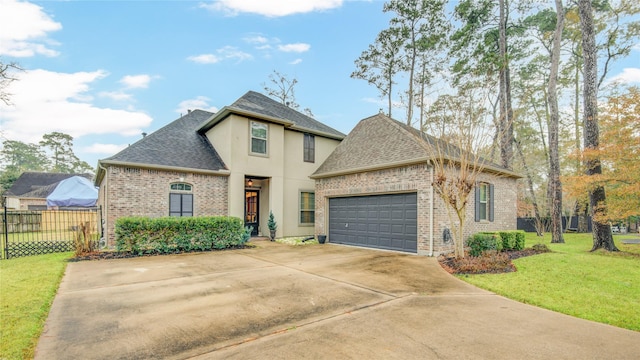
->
70, 244, 253, 262
438, 246, 551, 275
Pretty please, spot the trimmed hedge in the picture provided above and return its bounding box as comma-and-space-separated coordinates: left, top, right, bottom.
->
115, 216, 250, 255
467, 230, 526, 257
467, 233, 502, 257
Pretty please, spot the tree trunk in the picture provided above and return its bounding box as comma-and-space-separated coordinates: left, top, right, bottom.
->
548, 0, 565, 244
578, 0, 618, 251
498, 0, 514, 169
516, 139, 543, 236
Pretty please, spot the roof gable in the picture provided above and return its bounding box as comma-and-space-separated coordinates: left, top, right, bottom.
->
6, 172, 92, 197
101, 109, 227, 172
312, 113, 429, 177
312, 113, 519, 178
199, 91, 345, 139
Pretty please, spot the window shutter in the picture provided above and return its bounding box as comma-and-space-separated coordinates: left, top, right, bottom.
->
489, 184, 494, 222
474, 183, 480, 222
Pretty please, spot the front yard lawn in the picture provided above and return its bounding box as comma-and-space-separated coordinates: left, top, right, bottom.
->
458, 233, 640, 331
0, 252, 72, 359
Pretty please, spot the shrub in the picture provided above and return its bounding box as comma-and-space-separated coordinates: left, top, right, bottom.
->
497, 230, 526, 251
467, 233, 502, 257
115, 216, 247, 255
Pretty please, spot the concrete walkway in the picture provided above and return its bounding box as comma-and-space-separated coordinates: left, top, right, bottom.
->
36, 240, 640, 359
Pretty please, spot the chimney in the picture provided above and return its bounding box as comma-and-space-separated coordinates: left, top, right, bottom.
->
187, 109, 192, 113
142, 132, 147, 138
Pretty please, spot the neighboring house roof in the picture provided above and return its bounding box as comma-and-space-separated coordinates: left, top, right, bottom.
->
5, 172, 93, 198
96, 109, 228, 184
311, 113, 520, 179
198, 91, 346, 140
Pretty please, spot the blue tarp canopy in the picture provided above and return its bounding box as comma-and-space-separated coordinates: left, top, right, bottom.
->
46, 176, 98, 207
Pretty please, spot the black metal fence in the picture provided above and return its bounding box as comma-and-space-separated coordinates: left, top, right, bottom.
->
1, 206, 102, 259
517, 216, 593, 233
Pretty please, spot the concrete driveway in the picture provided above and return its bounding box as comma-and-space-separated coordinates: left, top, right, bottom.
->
36, 240, 640, 359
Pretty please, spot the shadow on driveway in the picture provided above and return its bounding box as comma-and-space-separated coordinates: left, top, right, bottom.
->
36, 240, 640, 359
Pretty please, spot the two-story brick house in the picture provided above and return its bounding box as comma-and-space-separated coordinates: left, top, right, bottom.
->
95, 91, 345, 246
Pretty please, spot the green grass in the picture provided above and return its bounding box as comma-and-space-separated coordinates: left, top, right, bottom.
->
0, 252, 72, 359
459, 232, 640, 331
276, 236, 319, 246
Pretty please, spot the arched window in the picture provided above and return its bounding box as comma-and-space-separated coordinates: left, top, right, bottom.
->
169, 183, 193, 216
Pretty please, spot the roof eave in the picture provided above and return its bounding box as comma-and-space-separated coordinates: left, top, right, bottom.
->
289, 125, 345, 140
311, 157, 522, 180
95, 160, 230, 185
197, 106, 295, 133
311, 158, 429, 179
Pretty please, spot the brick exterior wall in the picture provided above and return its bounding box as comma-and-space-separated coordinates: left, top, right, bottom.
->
314, 163, 518, 256
98, 165, 228, 246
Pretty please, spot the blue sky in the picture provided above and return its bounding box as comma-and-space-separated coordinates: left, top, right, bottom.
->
1, 0, 638, 169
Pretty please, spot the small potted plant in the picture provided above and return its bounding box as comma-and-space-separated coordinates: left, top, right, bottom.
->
267, 211, 277, 241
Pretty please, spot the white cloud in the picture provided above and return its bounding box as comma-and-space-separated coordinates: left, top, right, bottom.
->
175, 96, 219, 114
290, 59, 303, 65
99, 91, 133, 101
200, 0, 343, 17
278, 43, 311, 53
243, 35, 269, 44
120, 74, 152, 89
82, 143, 128, 154
607, 68, 640, 84
188, 46, 252, 64
217, 46, 252, 61
0, 0, 62, 57
187, 54, 220, 64
0, 69, 153, 143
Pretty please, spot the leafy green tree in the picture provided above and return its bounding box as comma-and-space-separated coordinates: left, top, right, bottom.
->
0, 140, 48, 171
384, 0, 449, 125
547, 0, 565, 244
579, 0, 617, 252
39, 132, 93, 174
352, 27, 405, 118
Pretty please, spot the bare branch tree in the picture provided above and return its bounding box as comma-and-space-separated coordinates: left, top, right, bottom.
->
262, 70, 300, 110
0, 59, 22, 106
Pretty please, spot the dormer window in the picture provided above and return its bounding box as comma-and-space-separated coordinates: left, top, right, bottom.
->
250, 121, 268, 155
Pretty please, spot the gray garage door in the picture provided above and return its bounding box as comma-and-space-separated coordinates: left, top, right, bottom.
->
328, 193, 417, 253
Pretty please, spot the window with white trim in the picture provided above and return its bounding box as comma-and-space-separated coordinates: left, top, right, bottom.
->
475, 182, 494, 222
299, 191, 315, 224
250, 121, 268, 155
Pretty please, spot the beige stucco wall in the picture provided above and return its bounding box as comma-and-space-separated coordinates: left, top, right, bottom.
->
314, 163, 518, 256
97, 165, 228, 247
205, 114, 340, 238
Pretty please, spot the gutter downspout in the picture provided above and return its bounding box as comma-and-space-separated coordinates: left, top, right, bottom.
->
429, 165, 434, 256
98, 163, 108, 248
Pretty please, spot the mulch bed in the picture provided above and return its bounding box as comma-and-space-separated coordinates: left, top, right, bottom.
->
438, 247, 550, 275
69, 244, 254, 262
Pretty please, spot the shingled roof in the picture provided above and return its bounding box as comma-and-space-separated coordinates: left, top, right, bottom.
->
198, 91, 346, 140
311, 113, 519, 178
98, 109, 227, 175
6, 172, 93, 197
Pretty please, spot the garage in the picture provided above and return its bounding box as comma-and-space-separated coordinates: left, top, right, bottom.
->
328, 193, 417, 253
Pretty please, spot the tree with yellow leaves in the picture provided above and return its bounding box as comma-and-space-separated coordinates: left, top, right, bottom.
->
565, 86, 640, 235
